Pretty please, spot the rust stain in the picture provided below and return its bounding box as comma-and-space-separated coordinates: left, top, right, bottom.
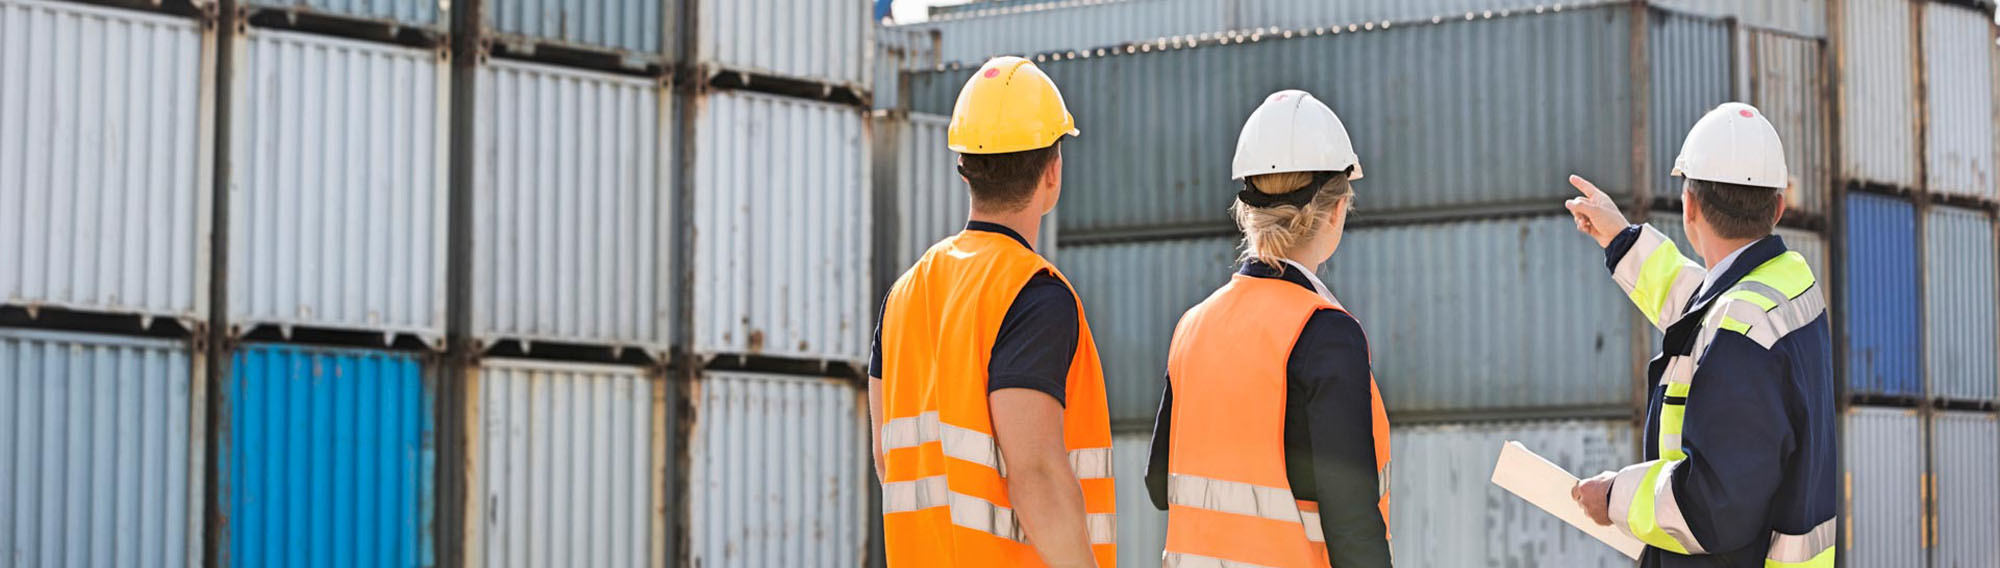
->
746, 330, 765, 352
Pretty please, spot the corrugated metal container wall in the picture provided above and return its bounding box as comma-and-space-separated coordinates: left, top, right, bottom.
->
1389, 420, 1638, 566
1842, 193, 1921, 397
695, 0, 870, 88
872, 27, 938, 110
228, 30, 448, 343
1843, 407, 1922, 568
1922, 2, 1997, 199
1328, 216, 1635, 414
687, 372, 866, 568
1650, 9, 1735, 199
1923, 206, 1997, 401
483, 0, 668, 58
1653, 0, 1826, 37
1110, 432, 1167, 568
0, 329, 202, 568
903, 0, 1226, 65
0, 0, 211, 325
224, 344, 435, 567
1838, 0, 1920, 189
875, 111, 1057, 272
464, 360, 657, 567
1740, 29, 1830, 216
242, 0, 440, 31
1230, 0, 1624, 32
910, 6, 1640, 235
1932, 411, 2000, 568
471, 61, 671, 353
691, 91, 870, 363
1060, 237, 1238, 423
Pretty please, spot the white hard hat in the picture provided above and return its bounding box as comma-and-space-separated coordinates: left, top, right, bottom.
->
1231, 90, 1363, 181
1672, 102, 1788, 190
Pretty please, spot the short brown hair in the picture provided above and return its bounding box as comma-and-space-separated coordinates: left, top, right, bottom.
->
1686, 179, 1782, 239
958, 142, 1061, 212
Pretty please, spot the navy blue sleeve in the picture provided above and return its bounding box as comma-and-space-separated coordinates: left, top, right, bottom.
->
987, 271, 1077, 405
869, 293, 887, 378
1147, 379, 1172, 510
1290, 309, 1392, 568
1604, 224, 1645, 271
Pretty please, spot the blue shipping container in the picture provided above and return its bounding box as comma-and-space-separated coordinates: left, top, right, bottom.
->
1842, 193, 1920, 397
224, 344, 435, 567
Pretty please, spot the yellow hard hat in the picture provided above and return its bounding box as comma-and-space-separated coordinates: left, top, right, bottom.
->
947, 56, 1078, 154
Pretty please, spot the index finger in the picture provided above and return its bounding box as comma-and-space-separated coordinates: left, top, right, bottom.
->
1568, 175, 1608, 201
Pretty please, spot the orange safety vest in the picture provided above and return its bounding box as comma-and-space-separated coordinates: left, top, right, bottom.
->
1161, 274, 1390, 568
878, 230, 1118, 568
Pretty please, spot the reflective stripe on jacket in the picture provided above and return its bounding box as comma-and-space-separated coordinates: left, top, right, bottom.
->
1161, 274, 1390, 568
1603, 225, 1838, 568
878, 230, 1117, 568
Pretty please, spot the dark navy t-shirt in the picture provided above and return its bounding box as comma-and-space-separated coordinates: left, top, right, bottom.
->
868, 222, 1077, 405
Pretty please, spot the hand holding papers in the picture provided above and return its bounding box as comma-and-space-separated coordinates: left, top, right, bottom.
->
1490, 441, 1645, 560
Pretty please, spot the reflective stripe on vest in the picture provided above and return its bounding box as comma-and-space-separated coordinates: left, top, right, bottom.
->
879, 410, 1114, 479
1764, 518, 1836, 567
1167, 474, 1324, 543
1163, 552, 1283, 568
881, 475, 1118, 545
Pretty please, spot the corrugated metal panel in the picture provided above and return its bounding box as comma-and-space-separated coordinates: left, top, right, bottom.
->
243, 0, 440, 30
911, 7, 1645, 234
1923, 3, 1997, 198
1742, 29, 1831, 215
228, 30, 448, 343
1110, 431, 1167, 568
0, 329, 202, 568
0, 0, 212, 324
1654, 0, 1825, 37
484, 0, 669, 58
1839, 0, 1920, 188
901, 0, 1227, 65
873, 27, 939, 110
224, 344, 435, 567
875, 111, 1058, 271
1329, 216, 1637, 413
1843, 193, 1921, 397
691, 91, 870, 363
1933, 411, 2000, 568
1844, 406, 1922, 568
1061, 237, 1238, 423
1924, 206, 1997, 401
465, 359, 656, 567
471, 61, 672, 353
1650, 9, 1735, 199
695, 0, 871, 87
1389, 420, 1638, 566
687, 371, 866, 567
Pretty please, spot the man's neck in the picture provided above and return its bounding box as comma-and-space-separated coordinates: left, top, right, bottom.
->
1697, 236, 1761, 272
968, 209, 1043, 251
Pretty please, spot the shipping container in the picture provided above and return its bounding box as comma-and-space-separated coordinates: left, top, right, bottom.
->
1060, 237, 1238, 423
909, 6, 1725, 235
1650, 8, 1737, 202
222, 343, 435, 567
1922, 2, 1997, 199
1844, 406, 1922, 568
1838, 0, 1920, 189
0, 0, 213, 326
1932, 411, 2000, 568
1843, 193, 1922, 397
691, 91, 871, 363
1110, 431, 1168, 568
1923, 206, 1997, 402
871, 111, 1058, 275
1389, 420, 1638, 566
1738, 29, 1830, 216
902, 0, 1227, 65
483, 0, 671, 60
695, 0, 871, 88
242, 0, 441, 32
0, 329, 203, 568
873, 27, 939, 110
471, 60, 673, 354
1653, 0, 1825, 38
464, 359, 660, 567
687, 371, 866, 568
228, 30, 449, 344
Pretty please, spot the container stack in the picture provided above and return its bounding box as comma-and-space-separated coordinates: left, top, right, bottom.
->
888, 1, 1857, 565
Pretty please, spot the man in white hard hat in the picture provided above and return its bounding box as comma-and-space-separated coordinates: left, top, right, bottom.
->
1564, 102, 1837, 568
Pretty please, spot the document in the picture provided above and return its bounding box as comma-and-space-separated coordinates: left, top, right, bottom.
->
1490, 441, 1646, 560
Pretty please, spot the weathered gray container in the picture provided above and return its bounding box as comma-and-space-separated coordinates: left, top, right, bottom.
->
1650, 8, 1737, 203
873, 27, 939, 110
1922, 2, 1997, 199
1059, 237, 1238, 424
1, 0, 213, 326
1924, 206, 1997, 402
903, 0, 1226, 65
687, 371, 866, 568
463, 359, 661, 567
1655, 0, 1825, 37
483, 0, 672, 60
691, 91, 870, 363
0, 328, 204, 568
228, 30, 448, 344
1737, 28, 1830, 216
1838, 0, 1920, 189
471, 60, 673, 354
243, 0, 442, 31
871, 111, 1058, 274
1391, 419, 1638, 566
1932, 411, 2000, 568
1845, 406, 1923, 568
695, 0, 871, 88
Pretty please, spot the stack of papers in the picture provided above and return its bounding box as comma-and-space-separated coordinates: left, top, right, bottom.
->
1490, 441, 1646, 560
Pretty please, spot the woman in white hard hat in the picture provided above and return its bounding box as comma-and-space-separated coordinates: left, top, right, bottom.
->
1144, 90, 1393, 567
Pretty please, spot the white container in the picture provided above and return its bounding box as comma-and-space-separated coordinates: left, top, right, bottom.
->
0, 0, 213, 326
687, 371, 867, 568
1390, 420, 1638, 566
1845, 406, 1923, 568
1922, 2, 1997, 199
470, 60, 674, 354
1932, 411, 2000, 568
1838, 0, 1920, 189
695, 0, 871, 88
1923, 207, 1997, 402
1738, 29, 1830, 216
227, 30, 449, 344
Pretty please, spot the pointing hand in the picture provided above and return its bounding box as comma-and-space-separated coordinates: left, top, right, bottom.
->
1564, 175, 1629, 249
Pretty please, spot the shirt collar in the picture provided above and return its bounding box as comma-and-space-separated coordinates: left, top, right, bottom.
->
964, 221, 1032, 251
1693, 234, 1790, 306
1237, 258, 1337, 302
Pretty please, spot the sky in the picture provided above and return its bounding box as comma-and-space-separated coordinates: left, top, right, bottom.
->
890, 0, 975, 23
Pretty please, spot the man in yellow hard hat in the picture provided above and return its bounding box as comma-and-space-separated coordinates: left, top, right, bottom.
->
869, 56, 1118, 568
